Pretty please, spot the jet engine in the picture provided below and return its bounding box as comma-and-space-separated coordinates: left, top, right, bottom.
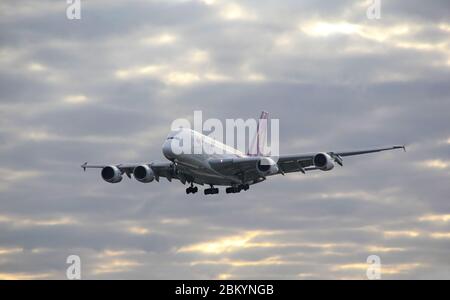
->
101, 166, 123, 183
313, 153, 335, 171
133, 165, 155, 183
256, 157, 279, 176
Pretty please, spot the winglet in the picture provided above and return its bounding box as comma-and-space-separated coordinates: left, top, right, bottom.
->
392, 145, 406, 152
81, 162, 87, 171
395, 145, 406, 152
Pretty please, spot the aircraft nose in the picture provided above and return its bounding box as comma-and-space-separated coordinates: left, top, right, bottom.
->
162, 140, 175, 160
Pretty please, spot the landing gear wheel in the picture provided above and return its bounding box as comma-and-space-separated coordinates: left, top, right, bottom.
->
204, 186, 219, 195
226, 186, 239, 193
186, 183, 198, 194
225, 184, 249, 194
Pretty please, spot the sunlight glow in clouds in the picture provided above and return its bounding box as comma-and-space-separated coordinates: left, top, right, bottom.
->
98, 249, 146, 258
300, 20, 450, 65
419, 214, 450, 223
0, 272, 52, 280
115, 64, 164, 79
301, 22, 360, 37
190, 256, 285, 267
0, 169, 41, 191
115, 64, 235, 85
430, 232, 450, 239
166, 71, 201, 85
93, 259, 140, 275
384, 230, 421, 238
63, 94, 88, 104
301, 21, 411, 42
301, 20, 413, 45
421, 159, 449, 170
199, 0, 217, 5
0, 215, 77, 227
20, 129, 65, 142
0, 169, 40, 182
220, 3, 256, 21
141, 33, 177, 45
28, 62, 47, 72
245, 73, 266, 82
366, 246, 405, 253
128, 226, 150, 235
333, 263, 422, 275
178, 231, 274, 254
439, 23, 450, 32
188, 50, 210, 64
160, 218, 191, 225
0, 247, 23, 255
217, 273, 232, 280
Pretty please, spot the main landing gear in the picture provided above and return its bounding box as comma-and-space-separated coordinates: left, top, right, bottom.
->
186, 183, 198, 194
188, 184, 249, 195
204, 185, 219, 195
225, 184, 249, 194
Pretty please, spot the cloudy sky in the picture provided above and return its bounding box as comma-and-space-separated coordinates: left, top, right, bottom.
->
0, 0, 449, 279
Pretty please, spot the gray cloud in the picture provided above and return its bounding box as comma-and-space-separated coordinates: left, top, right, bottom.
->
0, 0, 449, 279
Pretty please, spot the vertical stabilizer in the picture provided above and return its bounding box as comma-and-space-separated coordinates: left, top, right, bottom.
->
248, 111, 269, 156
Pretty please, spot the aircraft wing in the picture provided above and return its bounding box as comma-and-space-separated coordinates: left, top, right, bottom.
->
331, 145, 406, 157
277, 145, 405, 174
209, 155, 315, 178
81, 162, 177, 182
209, 145, 405, 179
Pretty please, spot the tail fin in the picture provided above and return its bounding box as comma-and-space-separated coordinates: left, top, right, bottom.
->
248, 111, 269, 156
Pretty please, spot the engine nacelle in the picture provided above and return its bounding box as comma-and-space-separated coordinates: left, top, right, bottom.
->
256, 157, 279, 176
313, 153, 335, 171
101, 166, 123, 183
133, 165, 155, 183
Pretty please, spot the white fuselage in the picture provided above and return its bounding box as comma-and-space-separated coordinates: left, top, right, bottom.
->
162, 128, 247, 186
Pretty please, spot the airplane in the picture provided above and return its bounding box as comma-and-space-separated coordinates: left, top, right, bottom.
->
81, 111, 405, 195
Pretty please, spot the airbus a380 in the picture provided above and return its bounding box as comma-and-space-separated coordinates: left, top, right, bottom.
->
81, 112, 405, 195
